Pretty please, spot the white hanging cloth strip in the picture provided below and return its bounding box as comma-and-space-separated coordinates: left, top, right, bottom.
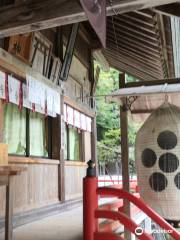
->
0, 71, 6, 99
67, 105, 74, 126
22, 83, 32, 110
53, 90, 60, 115
26, 74, 46, 110
46, 87, 55, 117
0, 71, 61, 117
64, 104, 67, 122
81, 113, 87, 131
86, 116, 92, 132
64, 103, 92, 132
26, 74, 61, 117
35, 103, 45, 115
74, 110, 81, 129
8, 75, 20, 105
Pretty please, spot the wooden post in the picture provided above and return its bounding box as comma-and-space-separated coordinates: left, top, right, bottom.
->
52, 93, 65, 202
119, 72, 131, 240
60, 94, 65, 202
91, 116, 98, 176
0, 100, 4, 142
5, 177, 14, 240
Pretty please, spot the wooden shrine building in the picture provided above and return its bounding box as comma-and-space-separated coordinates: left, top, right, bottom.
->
0, 0, 180, 237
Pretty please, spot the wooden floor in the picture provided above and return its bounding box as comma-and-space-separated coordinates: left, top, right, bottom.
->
0, 206, 83, 240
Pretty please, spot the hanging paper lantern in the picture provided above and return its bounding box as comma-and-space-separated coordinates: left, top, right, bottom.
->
135, 102, 180, 222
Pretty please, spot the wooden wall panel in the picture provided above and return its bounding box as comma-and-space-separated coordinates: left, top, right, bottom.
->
0, 100, 4, 142
84, 132, 91, 163
65, 164, 86, 201
0, 186, 6, 216
69, 54, 89, 85
0, 163, 59, 217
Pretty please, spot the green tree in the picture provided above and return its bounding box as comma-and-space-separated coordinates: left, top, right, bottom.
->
95, 64, 141, 176
96, 66, 120, 139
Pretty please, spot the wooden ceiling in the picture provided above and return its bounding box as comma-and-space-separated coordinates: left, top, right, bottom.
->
0, 0, 178, 37
102, 10, 174, 81
0, 0, 180, 82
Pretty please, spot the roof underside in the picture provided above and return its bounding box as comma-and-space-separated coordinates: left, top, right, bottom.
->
102, 10, 175, 81
0, 0, 178, 83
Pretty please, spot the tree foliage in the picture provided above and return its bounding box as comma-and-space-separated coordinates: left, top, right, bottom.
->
95, 64, 141, 175
96, 67, 119, 135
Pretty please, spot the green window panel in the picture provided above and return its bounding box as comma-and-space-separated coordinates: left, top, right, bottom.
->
29, 111, 48, 157
3, 103, 26, 155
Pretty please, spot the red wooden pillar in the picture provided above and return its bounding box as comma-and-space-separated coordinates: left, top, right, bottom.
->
83, 176, 98, 240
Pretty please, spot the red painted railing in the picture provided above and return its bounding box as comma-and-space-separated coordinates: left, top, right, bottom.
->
98, 179, 139, 193
94, 232, 124, 240
83, 177, 180, 240
98, 179, 137, 183
95, 210, 153, 240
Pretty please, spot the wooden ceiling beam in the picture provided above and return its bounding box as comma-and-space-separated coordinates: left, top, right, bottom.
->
107, 37, 161, 59
107, 41, 161, 62
108, 59, 154, 82
134, 9, 154, 18
104, 50, 163, 79
107, 30, 160, 54
107, 18, 158, 41
104, 48, 164, 75
162, 16, 175, 78
105, 45, 162, 67
0, 0, 179, 37
125, 77, 180, 87
107, 25, 159, 47
123, 12, 154, 25
151, 14, 169, 78
113, 15, 156, 34
106, 54, 161, 79
154, 3, 180, 18
107, 34, 160, 57
110, 17, 157, 36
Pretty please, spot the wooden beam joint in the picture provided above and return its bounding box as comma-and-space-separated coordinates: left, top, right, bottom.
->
0, 0, 179, 37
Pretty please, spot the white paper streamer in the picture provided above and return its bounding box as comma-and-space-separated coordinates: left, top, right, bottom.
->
74, 110, 81, 129
64, 104, 92, 131
27, 74, 46, 110
54, 91, 60, 115
26, 74, 61, 117
67, 105, 74, 125
64, 104, 67, 122
81, 113, 87, 131
8, 76, 20, 105
46, 87, 54, 114
0, 71, 5, 99
22, 84, 32, 109
86, 116, 92, 132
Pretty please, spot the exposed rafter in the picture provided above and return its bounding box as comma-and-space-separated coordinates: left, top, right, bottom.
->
104, 50, 164, 78
154, 3, 180, 18
0, 0, 179, 37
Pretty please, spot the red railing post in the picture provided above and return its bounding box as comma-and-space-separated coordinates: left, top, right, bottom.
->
83, 161, 98, 240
